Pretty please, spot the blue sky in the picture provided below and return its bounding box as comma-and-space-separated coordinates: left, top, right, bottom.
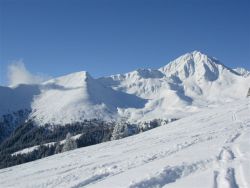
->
1, 0, 250, 85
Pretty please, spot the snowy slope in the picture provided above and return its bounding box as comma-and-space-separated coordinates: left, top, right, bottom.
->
0, 99, 249, 188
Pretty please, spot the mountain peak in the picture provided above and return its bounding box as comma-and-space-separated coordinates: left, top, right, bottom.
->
43, 71, 92, 88
159, 51, 224, 81
59, 71, 91, 81
181, 50, 212, 63
190, 50, 203, 56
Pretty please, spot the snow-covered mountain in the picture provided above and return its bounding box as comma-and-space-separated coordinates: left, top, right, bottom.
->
100, 51, 248, 101
29, 71, 146, 125
1, 51, 249, 126
1, 99, 249, 188
99, 51, 250, 121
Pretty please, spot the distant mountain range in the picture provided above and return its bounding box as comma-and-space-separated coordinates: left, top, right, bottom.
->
1, 51, 249, 128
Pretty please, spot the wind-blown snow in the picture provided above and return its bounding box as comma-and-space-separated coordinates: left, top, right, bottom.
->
0, 84, 40, 116
0, 99, 249, 188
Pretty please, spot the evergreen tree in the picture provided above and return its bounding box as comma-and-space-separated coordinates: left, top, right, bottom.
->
54, 142, 61, 154
247, 88, 250, 97
111, 122, 129, 140
62, 133, 77, 152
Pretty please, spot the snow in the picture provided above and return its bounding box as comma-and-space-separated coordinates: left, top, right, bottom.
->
11, 142, 56, 156
0, 99, 249, 188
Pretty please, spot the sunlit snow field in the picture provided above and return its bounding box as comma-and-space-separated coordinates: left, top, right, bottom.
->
0, 99, 249, 188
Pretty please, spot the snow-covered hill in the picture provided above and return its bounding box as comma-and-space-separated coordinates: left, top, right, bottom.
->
29, 71, 146, 125
1, 51, 249, 126
0, 99, 249, 188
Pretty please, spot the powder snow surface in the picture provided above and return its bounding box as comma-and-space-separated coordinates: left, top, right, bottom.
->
0, 99, 249, 188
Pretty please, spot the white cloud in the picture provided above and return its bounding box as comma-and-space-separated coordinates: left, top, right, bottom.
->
7, 60, 49, 86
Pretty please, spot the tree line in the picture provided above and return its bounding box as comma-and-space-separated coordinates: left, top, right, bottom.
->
0, 118, 177, 169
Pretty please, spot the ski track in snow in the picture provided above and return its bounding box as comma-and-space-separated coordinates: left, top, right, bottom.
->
0, 100, 249, 188
214, 142, 239, 188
